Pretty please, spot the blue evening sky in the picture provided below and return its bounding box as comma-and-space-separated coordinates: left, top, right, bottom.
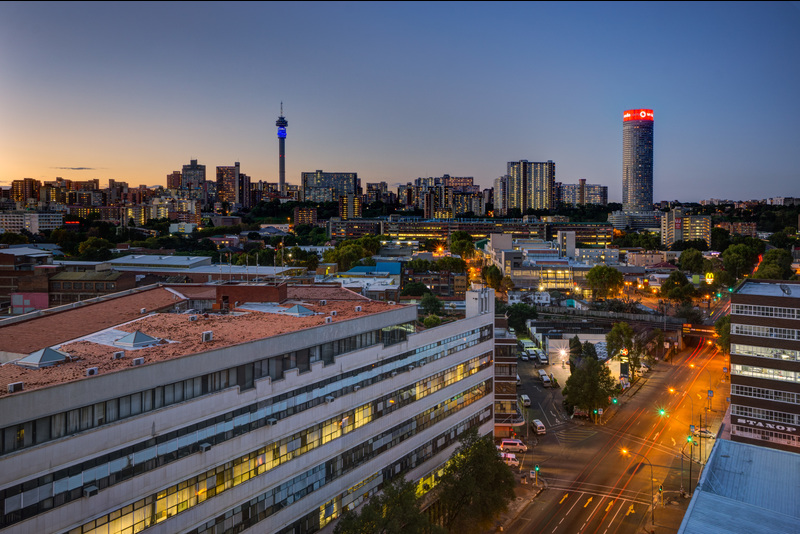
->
1, 1, 798, 202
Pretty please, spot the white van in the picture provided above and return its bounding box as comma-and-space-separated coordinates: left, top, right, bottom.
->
499, 452, 519, 467
532, 419, 546, 434
538, 369, 548, 381
516, 374, 521, 386
520, 394, 531, 407
541, 375, 551, 388
499, 438, 528, 453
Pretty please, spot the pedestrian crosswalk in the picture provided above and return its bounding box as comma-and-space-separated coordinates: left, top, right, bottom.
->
555, 427, 597, 446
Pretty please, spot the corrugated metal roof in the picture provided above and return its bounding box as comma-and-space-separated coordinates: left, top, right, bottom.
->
51, 271, 123, 281
678, 439, 800, 534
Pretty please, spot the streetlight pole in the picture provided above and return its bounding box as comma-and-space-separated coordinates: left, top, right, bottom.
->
622, 449, 655, 526
669, 387, 695, 495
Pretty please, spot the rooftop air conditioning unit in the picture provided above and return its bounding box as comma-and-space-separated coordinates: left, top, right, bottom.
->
7, 382, 23, 394
83, 485, 98, 498
266, 418, 278, 426
325, 317, 332, 324
330, 310, 337, 316
325, 395, 335, 404
353, 385, 361, 391
408, 364, 414, 371
390, 371, 398, 377
199, 442, 212, 452
189, 315, 198, 322
132, 357, 144, 366
320, 300, 327, 306
202, 331, 213, 342
140, 308, 147, 314
112, 351, 125, 360
86, 367, 99, 377
388, 301, 396, 305
355, 306, 362, 312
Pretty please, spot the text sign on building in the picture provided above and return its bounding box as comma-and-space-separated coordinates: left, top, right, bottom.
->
623, 109, 654, 121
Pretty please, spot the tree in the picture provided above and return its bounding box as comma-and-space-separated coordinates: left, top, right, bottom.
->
436, 429, 516, 534
679, 248, 705, 273
483, 265, 503, 291
710, 227, 731, 252
423, 315, 442, 328
435, 256, 467, 273
506, 303, 537, 333
78, 237, 114, 261
0, 232, 30, 245
420, 293, 444, 316
659, 271, 695, 303
562, 357, 618, 415
715, 315, 731, 354
401, 282, 431, 296
569, 335, 583, 362
753, 248, 794, 280
606, 322, 634, 361
582, 341, 598, 360
499, 276, 515, 295
585, 265, 624, 299
334, 476, 438, 534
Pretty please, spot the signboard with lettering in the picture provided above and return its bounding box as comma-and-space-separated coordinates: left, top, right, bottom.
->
735, 417, 798, 435
623, 109, 654, 121
708, 390, 714, 398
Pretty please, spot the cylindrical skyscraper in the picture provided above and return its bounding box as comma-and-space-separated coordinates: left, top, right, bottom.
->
622, 109, 654, 212
276, 103, 288, 195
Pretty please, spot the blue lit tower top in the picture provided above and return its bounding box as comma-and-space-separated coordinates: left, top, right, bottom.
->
276, 102, 288, 194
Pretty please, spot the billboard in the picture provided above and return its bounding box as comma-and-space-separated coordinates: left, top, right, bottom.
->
623, 109, 654, 121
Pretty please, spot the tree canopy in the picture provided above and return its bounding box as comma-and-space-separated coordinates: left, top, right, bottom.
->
562, 357, 618, 413
420, 293, 444, 316
585, 265, 624, 299
506, 302, 537, 333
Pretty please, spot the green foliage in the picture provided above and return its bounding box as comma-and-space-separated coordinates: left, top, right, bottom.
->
333, 476, 439, 534
449, 231, 475, 259
506, 303, 537, 333
436, 256, 467, 273
670, 239, 708, 252
78, 237, 114, 261
582, 341, 598, 360
499, 276, 515, 294
423, 315, 442, 328
715, 315, 731, 354
710, 227, 731, 252
483, 265, 503, 290
421, 293, 444, 316
606, 322, 634, 361
494, 298, 508, 316
436, 429, 516, 533
674, 302, 703, 324
659, 271, 696, 302
611, 230, 661, 250
405, 258, 432, 272
569, 335, 583, 361
401, 282, 431, 296
562, 357, 618, 413
0, 232, 29, 245
678, 248, 705, 273
585, 265, 624, 299
753, 248, 794, 280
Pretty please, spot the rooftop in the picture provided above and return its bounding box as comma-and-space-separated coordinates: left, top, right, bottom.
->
736, 279, 800, 298
678, 439, 800, 534
0, 284, 400, 398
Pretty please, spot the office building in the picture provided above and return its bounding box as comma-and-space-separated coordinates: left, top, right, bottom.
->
166, 171, 182, 190
0, 211, 64, 235
10, 179, 41, 204
216, 163, 250, 210
558, 179, 608, 206
0, 284, 495, 533
293, 207, 317, 227
729, 279, 800, 453
660, 208, 711, 249
302, 171, 360, 203
622, 109, 654, 212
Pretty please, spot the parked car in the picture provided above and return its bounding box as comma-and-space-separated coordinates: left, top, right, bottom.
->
499, 452, 519, 467
572, 408, 590, 419
520, 353, 529, 361
693, 428, 716, 439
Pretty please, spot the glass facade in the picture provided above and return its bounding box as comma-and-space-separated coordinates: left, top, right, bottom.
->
622, 118, 653, 212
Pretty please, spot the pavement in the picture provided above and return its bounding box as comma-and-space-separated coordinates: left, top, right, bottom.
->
492, 361, 702, 534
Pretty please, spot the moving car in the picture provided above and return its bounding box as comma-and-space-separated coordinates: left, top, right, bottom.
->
499, 438, 528, 453
532, 419, 546, 434
693, 427, 716, 439
499, 452, 519, 467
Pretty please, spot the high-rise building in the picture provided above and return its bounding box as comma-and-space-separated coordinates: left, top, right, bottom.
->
302, 171, 360, 203
293, 207, 317, 226
558, 179, 608, 207
10, 178, 41, 204
166, 171, 182, 190
339, 194, 362, 220
660, 208, 711, 248
729, 279, 800, 454
622, 109, 654, 212
276, 103, 288, 195
182, 160, 206, 190
216, 162, 240, 208
503, 160, 555, 214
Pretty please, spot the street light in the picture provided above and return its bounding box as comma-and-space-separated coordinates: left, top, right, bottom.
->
668, 387, 695, 495
621, 448, 655, 526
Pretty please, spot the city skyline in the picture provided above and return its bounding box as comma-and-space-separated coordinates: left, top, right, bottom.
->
1, 2, 799, 203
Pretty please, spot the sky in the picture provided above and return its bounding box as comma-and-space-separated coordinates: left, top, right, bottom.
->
1, 1, 799, 203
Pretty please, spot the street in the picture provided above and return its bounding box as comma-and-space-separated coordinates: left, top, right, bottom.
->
500, 337, 729, 534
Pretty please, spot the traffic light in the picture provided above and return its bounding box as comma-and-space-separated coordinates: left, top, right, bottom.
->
534, 464, 540, 472
728, 287, 733, 292
659, 409, 666, 416
612, 398, 618, 404
687, 435, 693, 443
593, 409, 598, 414
659, 485, 663, 493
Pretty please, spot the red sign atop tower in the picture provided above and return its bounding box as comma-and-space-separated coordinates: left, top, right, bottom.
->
623, 109, 654, 121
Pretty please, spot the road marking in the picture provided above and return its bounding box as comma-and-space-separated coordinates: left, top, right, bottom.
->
626, 504, 635, 516
560, 493, 569, 504
584, 497, 593, 508
671, 437, 676, 446
605, 501, 614, 512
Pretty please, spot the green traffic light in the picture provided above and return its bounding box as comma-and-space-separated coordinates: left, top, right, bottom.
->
612, 398, 618, 404
659, 409, 666, 416
687, 435, 693, 442
535, 464, 540, 472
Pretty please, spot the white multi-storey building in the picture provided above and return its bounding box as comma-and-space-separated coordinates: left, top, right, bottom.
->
0, 284, 495, 534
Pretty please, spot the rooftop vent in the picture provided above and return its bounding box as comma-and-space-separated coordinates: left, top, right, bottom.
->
320, 300, 327, 306
355, 306, 362, 312
202, 331, 213, 342
140, 308, 147, 314
112, 351, 125, 360
325, 395, 335, 404
266, 417, 278, 426
132, 357, 144, 367
7, 382, 23, 394
86, 367, 99, 377
330, 310, 337, 316
388, 301, 396, 305
189, 315, 198, 322
325, 316, 332, 324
